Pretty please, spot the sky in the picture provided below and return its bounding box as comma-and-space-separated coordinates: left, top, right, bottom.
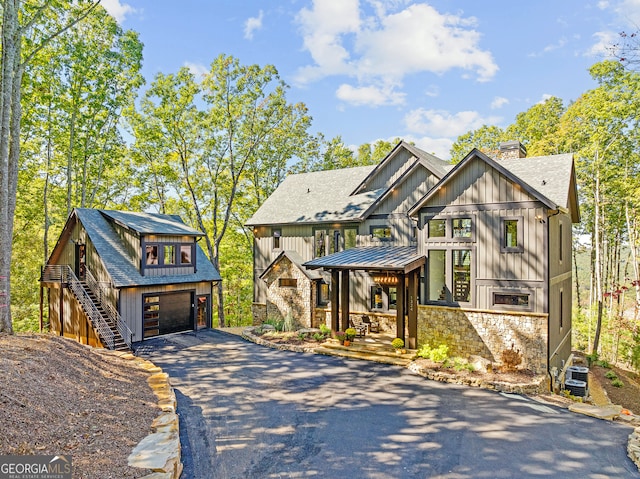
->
102, 0, 640, 160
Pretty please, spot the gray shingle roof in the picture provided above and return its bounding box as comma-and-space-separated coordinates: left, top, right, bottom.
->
499, 154, 574, 209
304, 246, 425, 273
100, 209, 205, 236
259, 250, 324, 281
75, 209, 221, 288
246, 165, 382, 226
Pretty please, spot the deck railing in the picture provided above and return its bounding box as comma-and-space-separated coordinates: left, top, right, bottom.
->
41, 265, 116, 350
84, 269, 133, 349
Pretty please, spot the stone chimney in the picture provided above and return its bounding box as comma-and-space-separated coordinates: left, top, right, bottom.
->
497, 141, 527, 160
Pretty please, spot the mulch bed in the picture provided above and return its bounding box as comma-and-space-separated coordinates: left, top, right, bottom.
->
590, 363, 640, 414
0, 333, 159, 479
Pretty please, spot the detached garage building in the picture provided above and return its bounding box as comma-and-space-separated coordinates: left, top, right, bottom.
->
40, 208, 221, 350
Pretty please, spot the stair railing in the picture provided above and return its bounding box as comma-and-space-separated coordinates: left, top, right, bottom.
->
42, 265, 116, 350
84, 268, 133, 349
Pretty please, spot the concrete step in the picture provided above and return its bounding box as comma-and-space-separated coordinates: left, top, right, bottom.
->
314, 344, 414, 367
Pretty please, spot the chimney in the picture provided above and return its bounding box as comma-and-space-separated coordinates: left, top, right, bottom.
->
498, 141, 527, 160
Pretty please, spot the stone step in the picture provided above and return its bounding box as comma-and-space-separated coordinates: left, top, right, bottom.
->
314, 345, 413, 367
322, 340, 416, 358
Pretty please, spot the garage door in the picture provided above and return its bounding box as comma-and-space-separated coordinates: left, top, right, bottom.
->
143, 292, 193, 338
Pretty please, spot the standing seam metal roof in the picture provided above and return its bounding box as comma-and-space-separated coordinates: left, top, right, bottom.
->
303, 246, 425, 272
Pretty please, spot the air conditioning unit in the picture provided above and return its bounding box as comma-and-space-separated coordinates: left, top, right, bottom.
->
567, 366, 589, 386
565, 378, 587, 397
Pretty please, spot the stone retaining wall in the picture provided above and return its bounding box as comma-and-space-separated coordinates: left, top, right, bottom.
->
102, 351, 183, 479
313, 308, 396, 333
417, 305, 548, 374
630, 427, 640, 471
252, 302, 266, 326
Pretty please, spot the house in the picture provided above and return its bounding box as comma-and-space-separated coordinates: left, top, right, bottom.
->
40, 208, 221, 350
247, 140, 579, 384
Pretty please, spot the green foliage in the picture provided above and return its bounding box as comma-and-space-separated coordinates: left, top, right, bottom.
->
416, 343, 449, 362
631, 335, 640, 372
604, 370, 618, 380
312, 332, 325, 342
283, 312, 298, 332
391, 338, 405, 349
611, 378, 624, 387
265, 316, 284, 332
448, 357, 475, 372
319, 323, 331, 335
595, 359, 610, 368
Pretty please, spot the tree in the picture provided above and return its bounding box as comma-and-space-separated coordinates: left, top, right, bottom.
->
505, 97, 565, 156
130, 55, 314, 326
0, 0, 101, 334
449, 125, 505, 164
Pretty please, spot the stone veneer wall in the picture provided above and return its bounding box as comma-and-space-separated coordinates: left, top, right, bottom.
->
417, 305, 548, 374
262, 256, 313, 327
313, 308, 396, 333
252, 303, 267, 326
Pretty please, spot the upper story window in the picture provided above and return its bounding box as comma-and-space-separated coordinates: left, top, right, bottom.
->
272, 228, 282, 250
428, 219, 446, 238
313, 226, 358, 258
452, 218, 472, 238
500, 217, 524, 253
145, 242, 194, 268
423, 215, 474, 242
370, 226, 392, 241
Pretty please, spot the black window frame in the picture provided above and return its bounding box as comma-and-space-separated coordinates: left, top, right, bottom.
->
422, 214, 475, 243
143, 241, 195, 269
492, 289, 534, 312
500, 216, 524, 253
370, 225, 392, 241
317, 281, 330, 306
370, 284, 398, 311
272, 228, 282, 250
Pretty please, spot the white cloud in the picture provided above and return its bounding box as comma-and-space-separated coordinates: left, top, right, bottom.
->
100, 0, 136, 23
244, 10, 264, 40
586, 31, 618, 57
538, 93, 554, 103
403, 108, 502, 138
617, 0, 640, 26
491, 96, 509, 109
405, 136, 454, 160
336, 83, 405, 106
184, 62, 208, 78
294, 1, 498, 105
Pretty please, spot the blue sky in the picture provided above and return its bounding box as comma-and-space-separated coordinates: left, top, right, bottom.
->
103, 0, 640, 160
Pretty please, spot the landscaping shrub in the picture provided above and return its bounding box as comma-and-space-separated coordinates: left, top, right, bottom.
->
319, 323, 331, 335
611, 378, 624, 387
604, 370, 618, 380
500, 344, 522, 371
265, 316, 284, 332
416, 344, 449, 362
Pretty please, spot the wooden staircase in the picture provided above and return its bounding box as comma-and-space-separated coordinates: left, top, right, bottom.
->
80, 282, 130, 352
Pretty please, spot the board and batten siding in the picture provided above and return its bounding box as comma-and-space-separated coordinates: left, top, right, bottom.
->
360, 149, 416, 191
120, 281, 212, 342
417, 156, 551, 313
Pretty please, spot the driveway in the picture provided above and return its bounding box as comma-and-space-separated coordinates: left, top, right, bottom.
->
138, 329, 639, 479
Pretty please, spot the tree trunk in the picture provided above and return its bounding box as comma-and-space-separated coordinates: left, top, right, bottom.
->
592, 169, 604, 356
0, 0, 20, 334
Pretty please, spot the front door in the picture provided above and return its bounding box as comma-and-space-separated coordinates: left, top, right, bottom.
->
75, 243, 86, 281
196, 295, 210, 330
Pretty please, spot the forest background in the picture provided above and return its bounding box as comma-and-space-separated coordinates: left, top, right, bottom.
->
1, 1, 639, 372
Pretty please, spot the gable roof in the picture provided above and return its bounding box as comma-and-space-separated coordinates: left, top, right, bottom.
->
245, 165, 382, 226
408, 149, 580, 222
246, 141, 452, 227
100, 209, 205, 236
50, 209, 221, 288
259, 250, 324, 281
351, 141, 451, 195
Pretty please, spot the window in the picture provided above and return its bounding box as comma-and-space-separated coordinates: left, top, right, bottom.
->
452, 250, 471, 302
428, 219, 446, 238
329, 230, 341, 254
143, 296, 160, 337
501, 217, 523, 252
180, 245, 192, 264
452, 218, 472, 238
559, 290, 564, 328
344, 227, 357, 249
314, 229, 326, 258
146, 245, 159, 265
279, 278, 297, 287
371, 226, 392, 240
427, 250, 446, 301
559, 223, 563, 262
371, 286, 383, 309
163, 245, 176, 265
317, 282, 330, 305
273, 228, 282, 250
388, 287, 397, 310
494, 293, 530, 307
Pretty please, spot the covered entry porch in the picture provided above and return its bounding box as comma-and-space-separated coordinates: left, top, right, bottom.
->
304, 246, 424, 349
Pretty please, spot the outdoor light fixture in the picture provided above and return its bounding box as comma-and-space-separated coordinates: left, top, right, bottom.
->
373, 275, 397, 285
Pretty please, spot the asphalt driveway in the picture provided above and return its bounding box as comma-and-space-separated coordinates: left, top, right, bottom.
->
138, 329, 639, 479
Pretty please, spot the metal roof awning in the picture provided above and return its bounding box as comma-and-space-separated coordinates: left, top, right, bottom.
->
303, 246, 425, 274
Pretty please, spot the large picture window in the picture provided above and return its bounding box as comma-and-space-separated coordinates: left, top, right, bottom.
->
427, 250, 446, 301
428, 219, 446, 238
314, 227, 358, 257
423, 215, 474, 242
145, 242, 194, 268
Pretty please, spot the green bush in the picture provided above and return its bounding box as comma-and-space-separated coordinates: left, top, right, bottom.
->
595, 359, 610, 368
416, 343, 449, 362
319, 323, 331, 335
345, 328, 357, 340
312, 332, 325, 342
611, 378, 624, 387
265, 316, 284, 332
391, 338, 405, 349
604, 370, 617, 380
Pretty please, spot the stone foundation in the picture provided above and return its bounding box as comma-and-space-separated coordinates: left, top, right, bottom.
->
417, 305, 548, 374
252, 303, 267, 326
313, 308, 396, 333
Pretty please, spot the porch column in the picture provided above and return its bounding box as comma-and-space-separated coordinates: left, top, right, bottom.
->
341, 269, 350, 331
407, 270, 418, 349
330, 269, 340, 331
396, 272, 405, 341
